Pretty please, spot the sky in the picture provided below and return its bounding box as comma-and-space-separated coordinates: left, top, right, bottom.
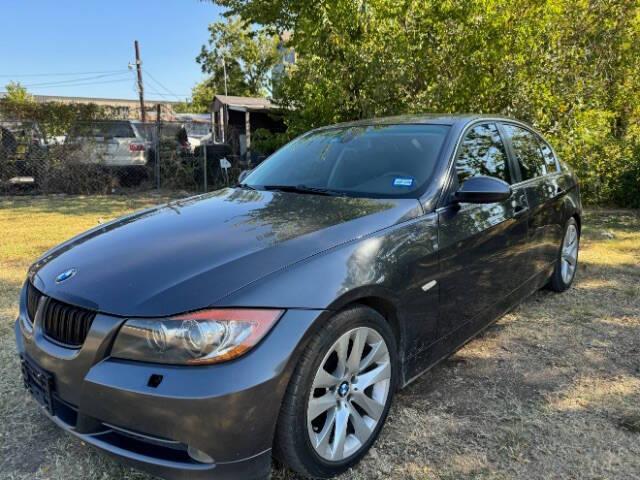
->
0, 0, 224, 101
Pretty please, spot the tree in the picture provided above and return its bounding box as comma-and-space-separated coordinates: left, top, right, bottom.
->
1, 82, 36, 120
196, 16, 280, 98
173, 80, 216, 113
210, 0, 640, 206
1, 82, 116, 137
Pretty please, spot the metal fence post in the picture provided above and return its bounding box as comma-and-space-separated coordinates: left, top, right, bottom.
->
155, 108, 161, 190
203, 143, 208, 192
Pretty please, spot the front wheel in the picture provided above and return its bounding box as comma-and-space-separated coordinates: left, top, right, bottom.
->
548, 217, 580, 292
275, 306, 397, 478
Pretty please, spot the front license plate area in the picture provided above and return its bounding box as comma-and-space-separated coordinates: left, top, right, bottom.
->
20, 355, 55, 415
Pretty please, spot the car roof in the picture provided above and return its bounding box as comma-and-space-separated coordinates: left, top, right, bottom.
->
313, 114, 521, 130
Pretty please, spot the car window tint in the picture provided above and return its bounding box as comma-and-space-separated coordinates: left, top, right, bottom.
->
503, 124, 547, 180
538, 140, 559, 173
456, 123, 511, 184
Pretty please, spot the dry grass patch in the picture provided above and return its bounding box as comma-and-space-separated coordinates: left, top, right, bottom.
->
0, 199, 639, 480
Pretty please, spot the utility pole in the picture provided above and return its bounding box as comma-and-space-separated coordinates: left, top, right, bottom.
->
134, 40, 146, 122
217, 56, 228, 96
222, 58, 228, 97
155, 104, 161, 189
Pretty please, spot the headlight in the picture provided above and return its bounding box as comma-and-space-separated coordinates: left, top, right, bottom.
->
111, 309, 283, 365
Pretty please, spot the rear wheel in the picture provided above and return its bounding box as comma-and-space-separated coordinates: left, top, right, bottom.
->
548, 217, 580, 292
275, 306, 397, 478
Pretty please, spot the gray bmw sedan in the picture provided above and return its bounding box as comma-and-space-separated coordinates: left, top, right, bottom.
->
15, 115, 581, 479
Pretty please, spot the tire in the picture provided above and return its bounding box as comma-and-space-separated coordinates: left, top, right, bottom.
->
274, 306, 398, 479
548, 217, 580, 292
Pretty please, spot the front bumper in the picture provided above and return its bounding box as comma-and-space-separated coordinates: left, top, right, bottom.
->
15, 285, 323, 480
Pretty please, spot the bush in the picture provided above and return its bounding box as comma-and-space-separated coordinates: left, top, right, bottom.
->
155, 140, 200, 191
36, 145, 117, 194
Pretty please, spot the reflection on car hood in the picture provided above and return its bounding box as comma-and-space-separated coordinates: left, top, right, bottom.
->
30, 188, 422, 317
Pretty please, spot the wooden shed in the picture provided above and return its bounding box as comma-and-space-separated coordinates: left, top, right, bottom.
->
210, 95, 286, 165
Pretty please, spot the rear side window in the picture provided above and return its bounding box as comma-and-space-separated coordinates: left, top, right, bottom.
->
538, 140, 559, 173
503, 124, 546, 180
456, 123, 511, 184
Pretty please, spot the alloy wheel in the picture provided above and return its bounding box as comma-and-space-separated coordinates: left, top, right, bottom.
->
561, 223, 579, 284
306, 327, 391, 462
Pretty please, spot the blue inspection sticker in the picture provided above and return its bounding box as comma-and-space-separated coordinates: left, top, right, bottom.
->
392, 177, 415, 188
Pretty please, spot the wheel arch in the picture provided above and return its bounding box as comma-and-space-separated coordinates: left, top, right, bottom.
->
572, 212, 582, 233
326, 288, 405, 381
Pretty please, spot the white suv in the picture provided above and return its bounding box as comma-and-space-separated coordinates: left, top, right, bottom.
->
66, 120, 150, 167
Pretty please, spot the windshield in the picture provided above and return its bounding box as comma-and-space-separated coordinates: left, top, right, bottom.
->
186, 123, 210, 137
243, 124, 450, 197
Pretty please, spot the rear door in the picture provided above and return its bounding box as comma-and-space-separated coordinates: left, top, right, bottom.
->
437, 122, 529, 339
501, 123, 564, 275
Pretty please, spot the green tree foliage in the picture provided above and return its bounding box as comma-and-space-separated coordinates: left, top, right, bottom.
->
4, 82, 33, 103
197, 16, 280, 97
177, 17, 280, 113
173, 80, 217, 113
211, 0, 640, 206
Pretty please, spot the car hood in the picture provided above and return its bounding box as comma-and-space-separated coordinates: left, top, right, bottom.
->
30, 188, 422, 317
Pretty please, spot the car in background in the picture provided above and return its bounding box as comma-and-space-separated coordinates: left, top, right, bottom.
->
174, 114, 212, 149
63, 120, 152, 185
186, 122, 211, 148
65, 120, 149, 167
0, 120, 48, 187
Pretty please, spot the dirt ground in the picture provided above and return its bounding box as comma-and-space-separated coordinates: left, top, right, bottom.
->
1, 195, 638, 480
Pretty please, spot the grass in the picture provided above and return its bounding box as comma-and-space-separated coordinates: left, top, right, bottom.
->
0, 196, 639, 480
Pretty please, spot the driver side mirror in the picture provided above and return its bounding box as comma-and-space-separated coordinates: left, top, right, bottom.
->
454, 176, 512, 204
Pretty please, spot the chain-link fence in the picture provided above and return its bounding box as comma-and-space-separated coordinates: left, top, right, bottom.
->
0, 119, 243, 195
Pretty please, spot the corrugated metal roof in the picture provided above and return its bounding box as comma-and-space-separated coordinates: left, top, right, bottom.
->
214, 95, 275, 110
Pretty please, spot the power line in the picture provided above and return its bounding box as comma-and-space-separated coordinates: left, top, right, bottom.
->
24, 79, 132, 89
143, 87, 173, 101
15, 72, 132, 88
0, 69, 129, 78
146, 90, 191, 97
144, 69, 187, 100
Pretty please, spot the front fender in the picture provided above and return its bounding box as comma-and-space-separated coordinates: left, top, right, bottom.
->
213, 214, 438, 311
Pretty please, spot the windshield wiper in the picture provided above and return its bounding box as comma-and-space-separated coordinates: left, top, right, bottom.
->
261, 184, 345, 196
236, 183, 257, 191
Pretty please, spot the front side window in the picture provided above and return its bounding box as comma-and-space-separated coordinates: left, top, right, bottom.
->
244, 124, 450, 197
503, 124, 547, 180
456, 123, 511, 184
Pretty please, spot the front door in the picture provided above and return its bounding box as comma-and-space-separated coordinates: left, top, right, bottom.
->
437, 123, 529, 341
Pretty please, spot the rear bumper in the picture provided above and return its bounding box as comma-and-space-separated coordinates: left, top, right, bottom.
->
14, 287, 323, 479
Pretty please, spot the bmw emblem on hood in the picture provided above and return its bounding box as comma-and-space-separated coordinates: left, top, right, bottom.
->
55, 268, 77, 283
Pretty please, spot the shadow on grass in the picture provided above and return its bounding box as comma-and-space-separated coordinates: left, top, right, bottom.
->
0, 192, 185, 217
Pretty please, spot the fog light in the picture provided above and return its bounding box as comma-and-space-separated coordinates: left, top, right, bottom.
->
187, 445, 215, 464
